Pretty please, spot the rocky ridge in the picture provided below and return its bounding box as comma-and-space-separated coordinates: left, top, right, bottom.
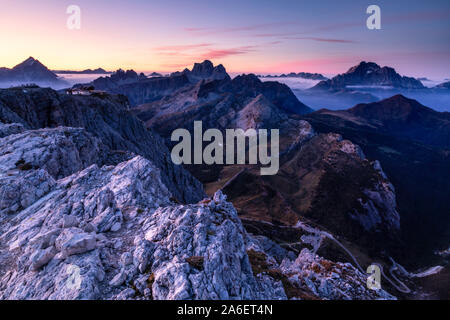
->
0, 87, 204, 203
0, 123, 395, 299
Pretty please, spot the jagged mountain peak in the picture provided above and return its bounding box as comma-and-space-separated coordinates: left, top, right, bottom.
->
345, 61, 381, 74
313, 61, 424, 90
183, 60, 230, 82
192, 59, 214, 70
232, 73, 261, 86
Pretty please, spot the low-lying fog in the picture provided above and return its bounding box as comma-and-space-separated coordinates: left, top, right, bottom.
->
1, 74, 448, 113
259, 76, 450, 112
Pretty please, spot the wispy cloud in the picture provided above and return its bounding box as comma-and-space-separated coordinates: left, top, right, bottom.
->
154, 43, 213, 51
155, 42, 277, 61
155, 42, 279, 71
199, 45, 258, 59
184, 22, 298, 36
284, 37, 356, 44
159, 63, 193, 69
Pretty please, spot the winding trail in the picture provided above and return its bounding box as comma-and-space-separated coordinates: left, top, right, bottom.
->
244, 218, 413, 294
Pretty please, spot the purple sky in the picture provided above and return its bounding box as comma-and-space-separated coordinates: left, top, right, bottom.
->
1, 0, 449, 79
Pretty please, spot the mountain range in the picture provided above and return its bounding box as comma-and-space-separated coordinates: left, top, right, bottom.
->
0, 58, 448, 300
292, 61, 450, 111
262, 72, 328, 81
53, 68, 112, 75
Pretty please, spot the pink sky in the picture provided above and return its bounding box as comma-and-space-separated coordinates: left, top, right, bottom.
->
0, 0, 449, 79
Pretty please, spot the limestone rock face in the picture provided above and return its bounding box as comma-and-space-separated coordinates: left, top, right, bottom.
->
142, 191, 285, 300
0, 122, 24, 138
0, 87, 401, 301
0, 154, 285, 299
279, 248, 396, 300
0, 127, 104, 179
0, 87, 205, 203
0, 130, 397, 299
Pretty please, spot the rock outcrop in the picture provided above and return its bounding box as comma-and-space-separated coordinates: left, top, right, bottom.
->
179, 60, 231, 83
0, 87, 204, 203
0, 121, 397, 300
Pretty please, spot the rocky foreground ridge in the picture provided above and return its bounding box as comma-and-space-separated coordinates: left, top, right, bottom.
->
0, 86, 204, 204
0, 123, 394, 299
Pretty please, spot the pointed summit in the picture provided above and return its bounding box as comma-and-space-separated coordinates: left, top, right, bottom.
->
6, 56, 59, 82
13, 57, 45, 70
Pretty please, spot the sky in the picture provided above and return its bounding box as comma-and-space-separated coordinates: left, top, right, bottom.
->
0, 0, 449, 79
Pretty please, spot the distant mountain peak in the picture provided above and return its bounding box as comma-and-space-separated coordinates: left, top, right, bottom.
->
193, 59, 214, 69
345, 61, 381, 74
21, 56, 38, 65
312, 61, 425, 90
183, 60, 230, 82
13, 56, 47, 70
0, 56, 62, 84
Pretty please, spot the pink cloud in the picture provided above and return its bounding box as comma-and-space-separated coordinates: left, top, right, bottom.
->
200, 48, 254, 59
160, 63, 191, 69
155, 42, 282, 71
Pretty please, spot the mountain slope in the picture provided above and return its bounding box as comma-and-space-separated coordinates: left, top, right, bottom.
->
0, 57, 66, 87
302, 96, 450, 264
0, 123, 394, 300
132, 73, 312, 136
317, 95, 450, 147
